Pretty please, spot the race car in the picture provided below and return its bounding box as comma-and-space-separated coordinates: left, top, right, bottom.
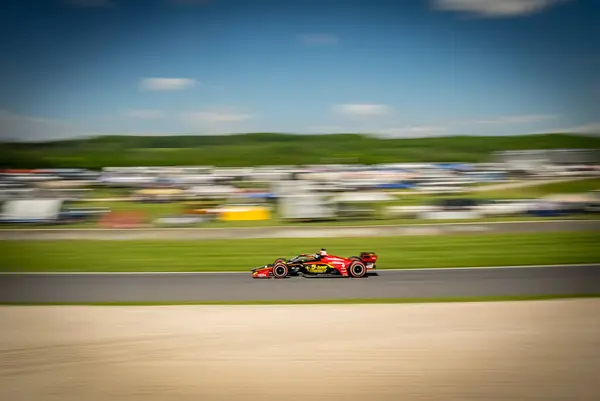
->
251, 249, 378, 279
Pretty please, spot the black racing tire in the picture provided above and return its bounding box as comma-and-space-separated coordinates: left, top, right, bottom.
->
349, 256, 361, 261
348, 260, 367, 278
274, 258, 286, 265
272, 262, 289, 278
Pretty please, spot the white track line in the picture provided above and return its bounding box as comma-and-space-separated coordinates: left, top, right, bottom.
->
0, 263, 597, 275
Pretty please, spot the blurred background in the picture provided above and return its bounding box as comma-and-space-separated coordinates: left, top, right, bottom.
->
1, 0, 599, 229
1, 2, 600, 400
1, 146, 599, 227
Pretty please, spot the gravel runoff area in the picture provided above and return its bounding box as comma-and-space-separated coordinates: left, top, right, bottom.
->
1, 299, 599, 401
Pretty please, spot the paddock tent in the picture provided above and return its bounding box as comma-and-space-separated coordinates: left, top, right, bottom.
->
0, 199, 63, 223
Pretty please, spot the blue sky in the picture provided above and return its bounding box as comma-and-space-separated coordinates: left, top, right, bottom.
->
1, 0, 599, 141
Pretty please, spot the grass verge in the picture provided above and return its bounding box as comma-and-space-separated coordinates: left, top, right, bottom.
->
1, 294, 598, 306
0, 215, 596, 230
1, 231, 598, 272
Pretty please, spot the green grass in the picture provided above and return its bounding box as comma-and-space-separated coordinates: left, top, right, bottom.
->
84, 187, 134, 199
1, 215, 596, 230
1, 231, 598, 272
1, 294, 598, 306
75, 200, 184, 219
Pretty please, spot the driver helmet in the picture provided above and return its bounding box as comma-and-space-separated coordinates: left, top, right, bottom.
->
319, 248, 327, 256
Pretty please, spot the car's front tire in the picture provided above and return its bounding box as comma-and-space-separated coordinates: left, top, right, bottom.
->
272, 262, 289, 278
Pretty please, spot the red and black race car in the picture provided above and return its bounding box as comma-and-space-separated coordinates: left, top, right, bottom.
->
251, 250, 378, 279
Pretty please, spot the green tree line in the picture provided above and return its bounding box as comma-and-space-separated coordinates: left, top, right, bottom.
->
1, 133, 598, 169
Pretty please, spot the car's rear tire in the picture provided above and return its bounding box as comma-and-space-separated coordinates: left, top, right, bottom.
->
348, 260, 367, 278
272, 262, 289, 278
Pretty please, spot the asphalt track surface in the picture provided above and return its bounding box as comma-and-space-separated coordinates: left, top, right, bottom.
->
1, 264, 599, 303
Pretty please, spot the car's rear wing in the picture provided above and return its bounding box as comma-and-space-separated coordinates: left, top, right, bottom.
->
360, 252, 377, 263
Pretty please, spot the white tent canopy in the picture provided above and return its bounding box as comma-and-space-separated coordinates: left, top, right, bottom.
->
187, 185, 239, 196
1, 199, 63, 222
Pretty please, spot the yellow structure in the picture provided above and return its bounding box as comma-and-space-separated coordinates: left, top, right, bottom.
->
136, 188, 183, 196
218, 206, 271, 221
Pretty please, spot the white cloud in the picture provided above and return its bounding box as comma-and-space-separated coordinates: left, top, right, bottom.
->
139, 77, 197, 91
432, 0, 572, 17
376, 125, 449, 138
122, 109, 164, 119
308, 125, 345, 133
0, 110, 86, 142
297, 34, 339, 46
469, 114, 559, 125
180, 109, 255, 133
64, 0, 115, 7
550, 122, 600, 136
332, 104, 391, 117
183, 111, 253, 124
356, 114, 562, 138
